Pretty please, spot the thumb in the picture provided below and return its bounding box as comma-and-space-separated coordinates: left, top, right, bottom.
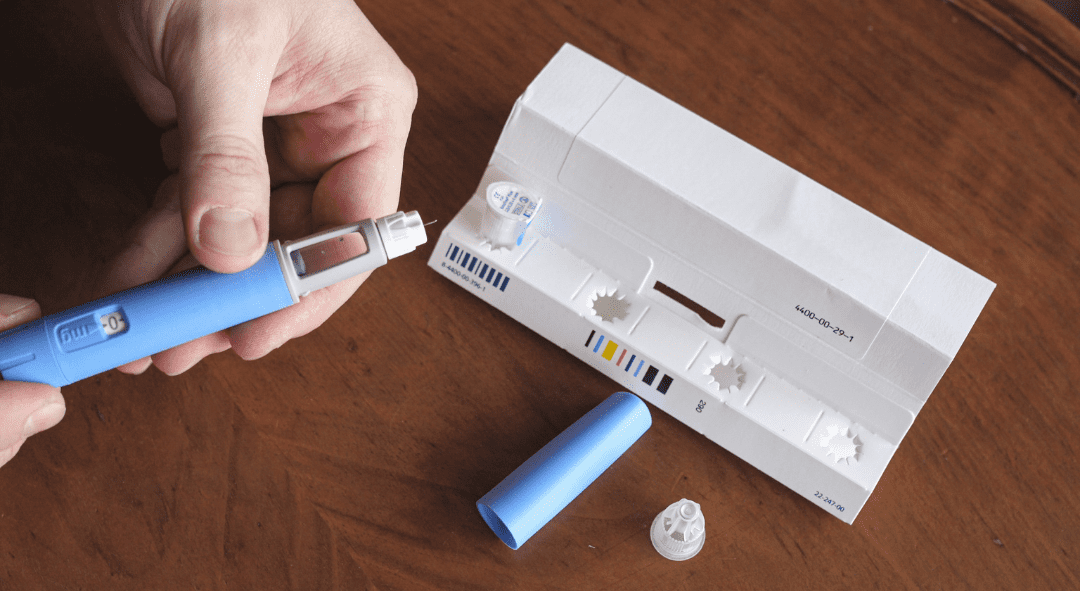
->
0, 295, 65, 466
169, 12, 286, 273
0, 381, 65, 460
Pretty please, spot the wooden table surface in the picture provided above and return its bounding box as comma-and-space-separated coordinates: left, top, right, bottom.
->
1, 0, 1077, 589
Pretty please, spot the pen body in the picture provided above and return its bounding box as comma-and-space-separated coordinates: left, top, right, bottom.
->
0, 245, 295, 387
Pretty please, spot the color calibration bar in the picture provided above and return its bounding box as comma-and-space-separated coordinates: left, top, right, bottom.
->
584, 329, 673, 394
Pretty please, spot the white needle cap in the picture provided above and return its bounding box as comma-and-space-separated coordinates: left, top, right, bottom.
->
377, 210, 428, 259
650, 498, 706, 561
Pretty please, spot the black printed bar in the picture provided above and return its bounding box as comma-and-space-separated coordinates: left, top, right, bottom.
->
642, 365, 658, 386
657, 374, 673, 394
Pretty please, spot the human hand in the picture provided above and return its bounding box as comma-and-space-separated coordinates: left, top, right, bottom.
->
0, 295, 65, 468
92, 0, 417, 375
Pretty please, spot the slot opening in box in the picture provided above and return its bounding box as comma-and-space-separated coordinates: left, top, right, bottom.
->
653, 281, 726, 330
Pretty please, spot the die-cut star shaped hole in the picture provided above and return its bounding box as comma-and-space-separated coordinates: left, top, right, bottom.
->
819, 425, 860, 464
590, 290, 630, 323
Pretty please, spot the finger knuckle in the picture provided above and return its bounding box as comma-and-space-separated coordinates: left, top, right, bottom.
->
397, 64, 419, 113
352, 78, 415, 142
190, 135, 267, 180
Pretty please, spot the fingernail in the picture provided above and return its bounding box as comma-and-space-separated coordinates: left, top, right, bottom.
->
0, 294, 35, 318
199, 207, 258, 256
22, 402, 66, 439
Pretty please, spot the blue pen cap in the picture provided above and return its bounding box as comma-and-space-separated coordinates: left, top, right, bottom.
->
477, 392, 652, 549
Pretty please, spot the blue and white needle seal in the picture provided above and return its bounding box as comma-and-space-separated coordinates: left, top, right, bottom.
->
0, 211, 427, 387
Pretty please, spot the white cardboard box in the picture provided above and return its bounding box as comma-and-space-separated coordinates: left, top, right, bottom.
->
428, 44, 995, 523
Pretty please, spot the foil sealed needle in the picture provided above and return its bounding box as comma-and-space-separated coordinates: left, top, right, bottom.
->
651, 499, 706, 561
479, 182, 541, 249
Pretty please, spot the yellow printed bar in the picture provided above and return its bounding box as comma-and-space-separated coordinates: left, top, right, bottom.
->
602, 340, 619, 360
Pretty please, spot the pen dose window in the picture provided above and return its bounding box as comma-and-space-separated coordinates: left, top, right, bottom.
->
54, 308, 130, 353
100, 311, 128, 335
290, 231, 369, 277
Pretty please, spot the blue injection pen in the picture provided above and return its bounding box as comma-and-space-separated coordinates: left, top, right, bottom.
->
0, 210, 427, 387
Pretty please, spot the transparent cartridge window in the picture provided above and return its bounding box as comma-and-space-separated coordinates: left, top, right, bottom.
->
289, 231, 369, 278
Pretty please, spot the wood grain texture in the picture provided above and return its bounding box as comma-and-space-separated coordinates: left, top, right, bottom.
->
949, 0, 1080, 95
0, 0, 1077, 589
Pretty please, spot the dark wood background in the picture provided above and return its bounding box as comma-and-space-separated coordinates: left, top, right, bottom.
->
1, 0, 1077, 588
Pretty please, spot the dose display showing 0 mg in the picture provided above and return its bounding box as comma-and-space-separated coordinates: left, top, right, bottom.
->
100, 311, 128, 336
55, 309, 130, 353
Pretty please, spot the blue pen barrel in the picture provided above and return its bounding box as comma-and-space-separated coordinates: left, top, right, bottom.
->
0, 245, 295, 387
477, 392, 652, 549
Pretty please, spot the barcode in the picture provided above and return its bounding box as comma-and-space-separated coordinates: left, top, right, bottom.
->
585, 329, 673, 394
444, 242, 509, 292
